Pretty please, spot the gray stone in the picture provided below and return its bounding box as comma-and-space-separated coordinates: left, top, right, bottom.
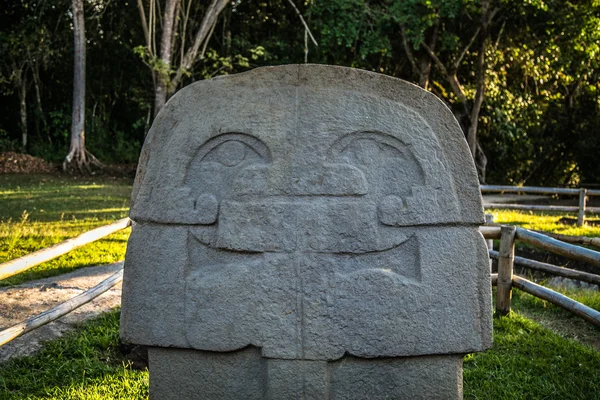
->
149, 347, 463, 400
121, 64, 492, 398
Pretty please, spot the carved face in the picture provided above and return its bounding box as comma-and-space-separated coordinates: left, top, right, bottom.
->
125, 66, 490, 360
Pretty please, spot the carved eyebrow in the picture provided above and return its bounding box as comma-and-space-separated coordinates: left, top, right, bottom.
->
194, 132, 271, 162
328, 131, 409, 156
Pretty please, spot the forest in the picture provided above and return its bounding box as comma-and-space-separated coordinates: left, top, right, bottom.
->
1, 0, 599, 185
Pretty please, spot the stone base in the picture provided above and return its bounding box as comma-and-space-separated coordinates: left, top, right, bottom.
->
148, 347, 463, 400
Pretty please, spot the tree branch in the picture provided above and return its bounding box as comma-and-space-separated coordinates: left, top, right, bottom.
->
452, 27, 480, 71
285, 0, 318, 47
422, 42, 468, 105
421, 42, 449, 79
172, 0, 229, 89
399, 24, 418, 76
200, 17, 217, 60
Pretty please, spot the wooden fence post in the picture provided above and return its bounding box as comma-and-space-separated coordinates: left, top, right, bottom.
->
578, 188, 587, 227
485, 214, 494, 270
496, 225, 516, 316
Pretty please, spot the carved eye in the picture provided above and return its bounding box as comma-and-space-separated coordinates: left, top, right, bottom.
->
207, 140, 248, 167
197, 134, 271, 169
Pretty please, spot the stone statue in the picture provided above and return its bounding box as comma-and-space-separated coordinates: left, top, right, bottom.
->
121, 65, 492, 399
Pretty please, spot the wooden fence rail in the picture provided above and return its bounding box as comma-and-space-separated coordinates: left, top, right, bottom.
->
0, 268, 123, 346
536, 232, 600, 249
481, 185, 600, 226
482, 220, 600, 327
516, 228, 600, 268
512, 275, 600, 328
488, 250, 600, 286
481, 185, 600, 196
0, 217, 131, 281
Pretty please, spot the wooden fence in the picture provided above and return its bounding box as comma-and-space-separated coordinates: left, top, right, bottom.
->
0, 218, 131, 346
481, 224, 600, 327
481, 185, 600, 226
1, 214, 599, 349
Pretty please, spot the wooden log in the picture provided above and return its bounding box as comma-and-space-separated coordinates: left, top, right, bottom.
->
0, 218, 131, 281
484, 203, 579, 212
496, 226, 516, 315
485, 214, 495, 270
516, 228, 600, 268
489, 250, 600, 286
0, 268, 123, 347
536, 231, 600, 249
578, 189, 587, 226
484, 215, 495, 247
480, 185, 580, 195
479, 226, 501, 239
491, 273, 498, 286
587, 189, 600, 196
512, 275, 600, 328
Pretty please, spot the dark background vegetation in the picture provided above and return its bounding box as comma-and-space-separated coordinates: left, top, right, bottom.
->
1, 0, 599, 185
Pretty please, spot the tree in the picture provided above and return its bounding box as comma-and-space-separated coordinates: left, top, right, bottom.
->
64, 0, 101, 171
136, 0, 231, 117
391, 0, 500, 182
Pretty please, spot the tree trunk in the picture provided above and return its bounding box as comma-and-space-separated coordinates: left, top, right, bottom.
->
418, 20, 439, 90
153, 0, 179, 118
15, 69, 28, 152
170, 0, 230, 93
139, 0, 230, 118
64, 0, 101, 172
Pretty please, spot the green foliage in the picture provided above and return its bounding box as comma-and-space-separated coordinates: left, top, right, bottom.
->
388, 0, 462, 49
481, 0, 600, 185
0, 128, 18, 152
1, 0, 600, 184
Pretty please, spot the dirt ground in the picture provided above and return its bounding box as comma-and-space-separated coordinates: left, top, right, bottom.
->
0, 262, 123, 363
0, 152, 137, 176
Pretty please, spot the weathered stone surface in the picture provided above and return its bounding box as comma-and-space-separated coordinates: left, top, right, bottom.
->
121, 64, 492, 398
149, 347, 463, 400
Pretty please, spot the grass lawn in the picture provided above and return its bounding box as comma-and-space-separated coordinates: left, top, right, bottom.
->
0, 174, 132, 286
0, 310, 148, 400
0, 175, 599, 398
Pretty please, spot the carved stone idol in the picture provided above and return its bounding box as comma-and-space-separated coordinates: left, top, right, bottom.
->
120, 65, 492, 399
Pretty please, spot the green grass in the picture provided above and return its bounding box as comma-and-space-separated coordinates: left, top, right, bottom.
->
0, 308, 598, 399
0, 309, 148, 399
1, 177, 599, 398
464, 312, 600, 399
0, 174, 132, 286
489, 209, 600, 237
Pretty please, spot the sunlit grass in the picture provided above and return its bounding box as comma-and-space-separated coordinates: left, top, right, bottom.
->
488, 209, 600, 237
0, 174, 132, 286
